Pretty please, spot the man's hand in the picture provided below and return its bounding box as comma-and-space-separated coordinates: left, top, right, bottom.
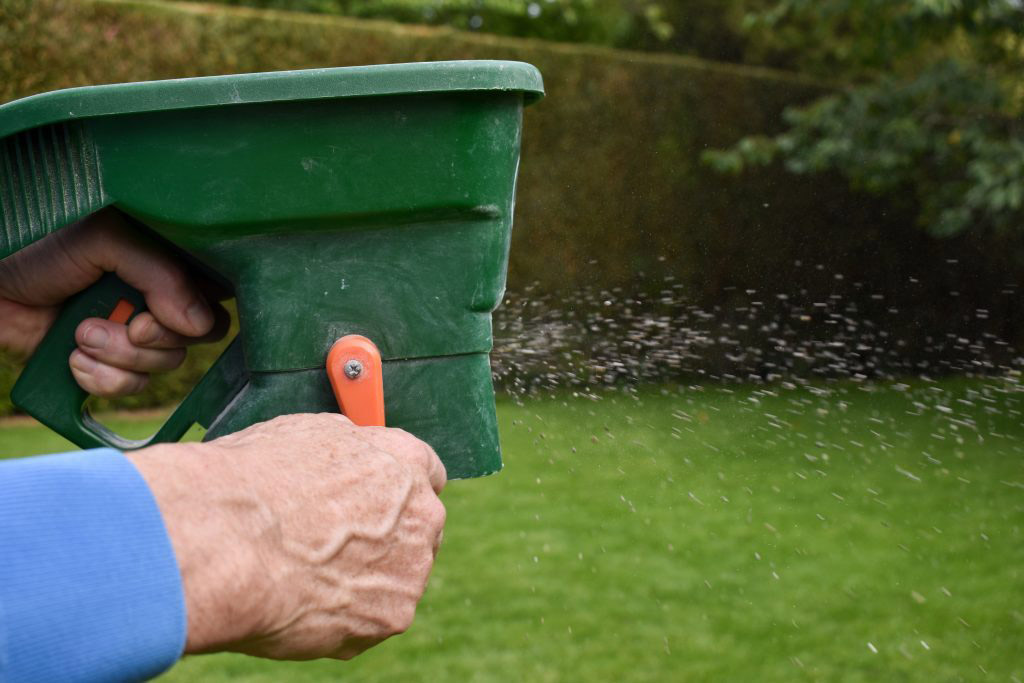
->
128, 414, 447, 660
0, 208, 226, 397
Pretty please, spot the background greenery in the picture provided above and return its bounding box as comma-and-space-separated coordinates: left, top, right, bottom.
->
706, 1, 1024, 240
2, 0, 1024, 414
2, 4, 1021, 680
181, 0, 1024, 240
2, 380, 1022, 681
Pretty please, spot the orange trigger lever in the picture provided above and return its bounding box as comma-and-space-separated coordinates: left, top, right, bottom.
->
326, 335, 386, 427
107, 299, 136, 325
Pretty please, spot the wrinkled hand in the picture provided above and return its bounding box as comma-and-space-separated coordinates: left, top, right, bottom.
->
129, 413, 447, 661
0, 208, 226, 396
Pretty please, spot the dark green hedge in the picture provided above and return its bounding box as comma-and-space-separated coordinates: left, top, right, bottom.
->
1, 0, 836, 298
2, 0, 1022, 414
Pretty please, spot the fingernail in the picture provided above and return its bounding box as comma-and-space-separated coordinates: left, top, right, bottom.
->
69, 350, 97, 374
186, 299, 214, 334
82, 325, 109, 349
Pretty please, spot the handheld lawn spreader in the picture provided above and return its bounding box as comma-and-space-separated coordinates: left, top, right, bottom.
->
0, 61, 544, 479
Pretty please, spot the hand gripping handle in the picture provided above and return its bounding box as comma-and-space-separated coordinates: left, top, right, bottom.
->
11, 272, 248, 450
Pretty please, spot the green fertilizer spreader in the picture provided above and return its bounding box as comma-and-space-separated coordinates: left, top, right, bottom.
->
0, 61, 544, 479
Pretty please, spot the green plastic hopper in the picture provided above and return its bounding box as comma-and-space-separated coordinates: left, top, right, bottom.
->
0, 61, 544, 479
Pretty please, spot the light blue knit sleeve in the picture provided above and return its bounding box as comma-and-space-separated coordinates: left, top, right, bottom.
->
0, 448, 186, 682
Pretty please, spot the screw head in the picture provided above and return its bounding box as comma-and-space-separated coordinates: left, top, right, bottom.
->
343, 359, 364, 379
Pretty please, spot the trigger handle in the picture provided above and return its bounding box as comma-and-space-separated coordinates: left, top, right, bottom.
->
11, 272, 247, 450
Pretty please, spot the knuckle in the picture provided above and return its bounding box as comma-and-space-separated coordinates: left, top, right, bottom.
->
421, 544, 439, 573
128, 314, 159, 345
325, 411, 353, 425
125, 343, 144, 369
388, 429, 439, 475
156, 261, 189, 291
390, 427, 426, 452
332, 412, 355, 427
378, 453, 409, 482
391, 605, 417, 634
427, 497, 447, 530
420, 440, 441, 465
311, 412, 345, 426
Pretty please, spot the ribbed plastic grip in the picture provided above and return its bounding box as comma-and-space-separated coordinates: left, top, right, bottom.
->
0, 121, 108, 260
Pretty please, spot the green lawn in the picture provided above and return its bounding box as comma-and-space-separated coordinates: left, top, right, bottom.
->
2, 379, 1022, 681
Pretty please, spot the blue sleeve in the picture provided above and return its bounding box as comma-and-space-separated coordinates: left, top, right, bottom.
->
0, 448, 186, 682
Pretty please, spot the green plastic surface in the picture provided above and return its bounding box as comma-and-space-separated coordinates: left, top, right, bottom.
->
0, 61, 543, 141
204, 354, 501, 480
0, 61, 543, 479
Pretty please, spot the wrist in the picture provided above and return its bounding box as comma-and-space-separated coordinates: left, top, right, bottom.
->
127, 441, 271, 654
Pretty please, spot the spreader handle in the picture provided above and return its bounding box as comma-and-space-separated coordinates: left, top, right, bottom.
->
11, 272, 248, 450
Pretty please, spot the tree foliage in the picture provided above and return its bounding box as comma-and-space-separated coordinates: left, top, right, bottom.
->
705, 0, 1024, 237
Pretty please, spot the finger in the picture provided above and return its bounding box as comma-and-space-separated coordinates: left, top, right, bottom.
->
128, 304, 231, 349
63, 210, 216, 338
424, 444, 447, 494
324, 412, 355, 427
2, 209, 217, 339
330, 636, 383, 661
126, 313, 192, 349
427, 499, 446, 554
351, 427, 447, 494
76, 317, 187, 373
69, 349, 149, 398
90, 232, 215, 339
406, 435, 446, 494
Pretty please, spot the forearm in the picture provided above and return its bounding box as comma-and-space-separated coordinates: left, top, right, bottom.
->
127, 443, 269, 654
0, 413, 446, 677
0, 449, 186, 682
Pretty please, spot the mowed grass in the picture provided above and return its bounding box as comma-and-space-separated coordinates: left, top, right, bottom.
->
2, 379, 1022, 682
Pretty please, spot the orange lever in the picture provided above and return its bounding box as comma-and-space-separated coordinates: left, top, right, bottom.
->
107, 299, 136, 324
326, 335, 385, 427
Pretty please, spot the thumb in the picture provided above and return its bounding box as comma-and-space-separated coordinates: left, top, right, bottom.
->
1, 209, 215, 338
